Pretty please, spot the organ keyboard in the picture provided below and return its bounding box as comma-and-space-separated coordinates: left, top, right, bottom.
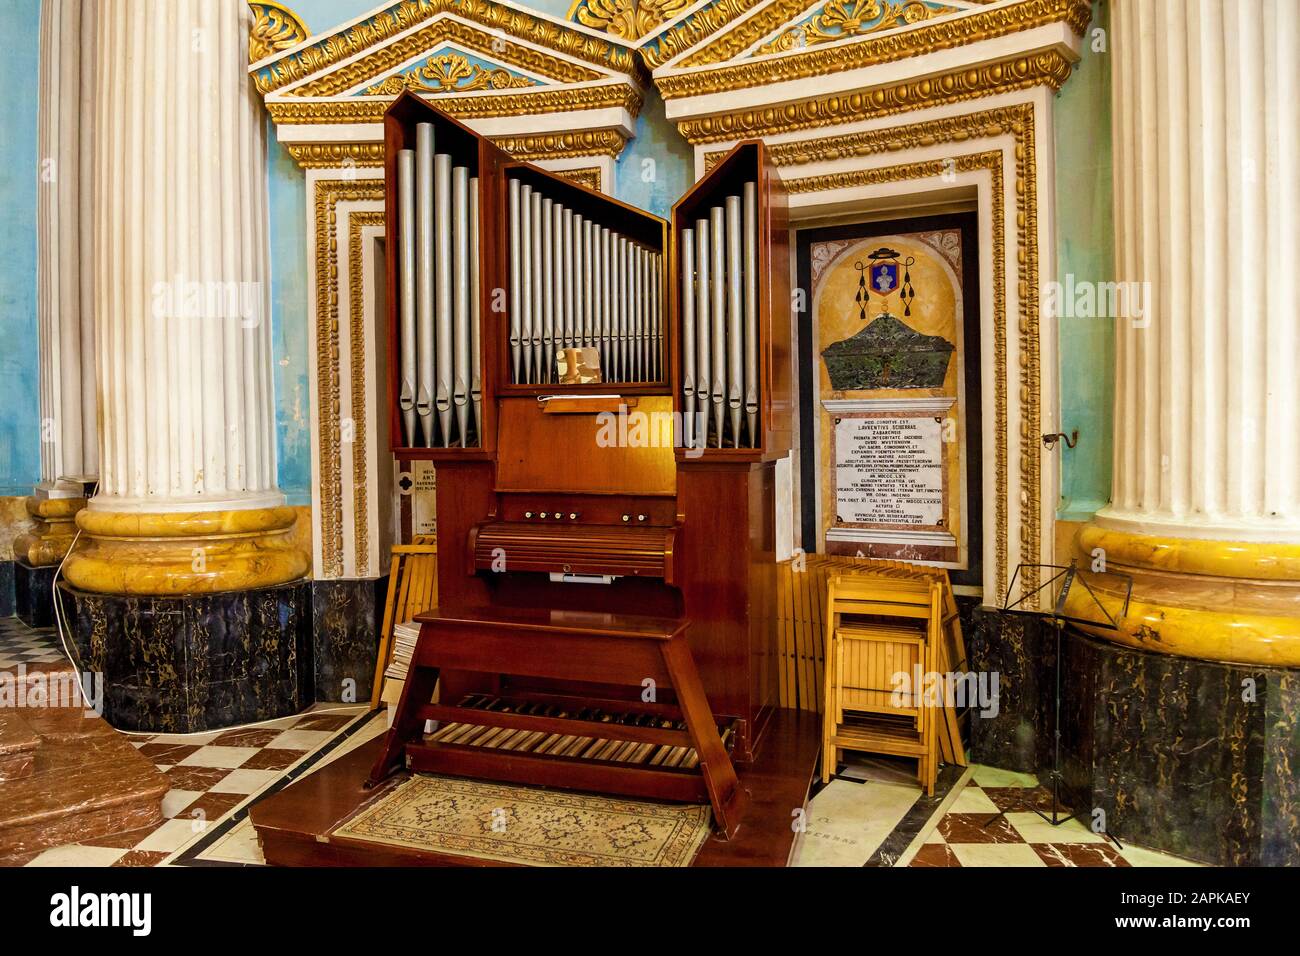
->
376, 92, 790, 839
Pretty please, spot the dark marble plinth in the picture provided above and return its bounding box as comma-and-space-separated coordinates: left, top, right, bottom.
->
311, 577, 387, 704
0, 560, 13, 618
59, 581, 313, 733
14, 559, 56, 628
967, 607, 1300, 865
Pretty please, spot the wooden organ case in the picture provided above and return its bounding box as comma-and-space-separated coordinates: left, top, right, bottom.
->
372, 93, 791, 840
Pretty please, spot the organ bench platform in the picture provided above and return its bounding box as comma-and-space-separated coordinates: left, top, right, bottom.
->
369, 606, 745, 839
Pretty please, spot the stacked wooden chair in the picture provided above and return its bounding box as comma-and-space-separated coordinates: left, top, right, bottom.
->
821, 562, 968, 794
369, 536, 439, 710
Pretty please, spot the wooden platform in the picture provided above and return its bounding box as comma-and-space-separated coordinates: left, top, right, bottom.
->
250, 707, 821, 867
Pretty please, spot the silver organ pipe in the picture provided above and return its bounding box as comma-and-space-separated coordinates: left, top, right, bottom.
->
725, 195, 744, 448
396, 148, 417, 447
469, 177, 482, 442
562, 207, 575, 352
452, 165, 471, 447
581, 219, 593, 348
709, 205, 725, 448
415, 124, 436, 447
680, 227, 696, 450
541, 196, 554, 384
600, 227, 611, 374
693, 218, 711, 451
743, 181, 759, 448
529, 189, 543, 383
615, 236, 628, 382
508, 177, 522, 385
520, 183, 534, 384
433, 153, 454, 447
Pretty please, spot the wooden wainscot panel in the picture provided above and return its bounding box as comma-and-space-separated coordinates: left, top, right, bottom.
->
496, 395, 676, 496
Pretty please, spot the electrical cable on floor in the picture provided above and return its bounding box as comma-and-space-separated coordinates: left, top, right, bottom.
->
47, 500, 371, 738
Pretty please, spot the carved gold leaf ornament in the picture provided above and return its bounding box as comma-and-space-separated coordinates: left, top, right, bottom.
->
267, 84, 642, 125
555, 166, 603, 191
636, 0, 769, 68
248, 1, 310, 64
757, 0, 954, 55
286, 143, 387, 168
673, 51, 1072, 142
364, 53, 538, 95
570, 0, 693, 42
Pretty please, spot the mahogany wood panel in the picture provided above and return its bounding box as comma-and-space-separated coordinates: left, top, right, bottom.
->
495, 395, 676, 496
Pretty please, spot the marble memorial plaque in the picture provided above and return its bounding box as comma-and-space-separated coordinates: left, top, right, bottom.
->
833, 414, 945, 528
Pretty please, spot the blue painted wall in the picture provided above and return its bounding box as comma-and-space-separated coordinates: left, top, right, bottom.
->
1054, 0, 1114, 520
267, 122, 314, 506
0, 0, 42, 497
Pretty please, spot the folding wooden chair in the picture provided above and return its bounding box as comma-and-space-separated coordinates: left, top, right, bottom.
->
368, 538, 439, 710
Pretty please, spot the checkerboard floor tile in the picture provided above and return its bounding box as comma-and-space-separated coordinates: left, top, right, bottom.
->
17, 702, 369, 868
906, 766, 1201, 868
0, 618, 67, 669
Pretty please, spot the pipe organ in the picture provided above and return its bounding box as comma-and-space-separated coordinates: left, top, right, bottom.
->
378, 94, 790, 838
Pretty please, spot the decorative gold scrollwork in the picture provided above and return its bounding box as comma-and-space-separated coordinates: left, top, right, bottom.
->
569, 0, 693, 42
248, 2, 310, 64
757, 0, 953, 55
364, 53, 538, 95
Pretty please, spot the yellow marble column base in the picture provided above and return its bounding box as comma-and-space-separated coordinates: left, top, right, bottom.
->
1065, 524, 1300, 667
12, 496, 86, 567
62, 506, 310, 595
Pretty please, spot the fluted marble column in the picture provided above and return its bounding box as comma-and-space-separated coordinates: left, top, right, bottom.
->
15, 0, 97, 567
1073, 0, 1300, 664
63, 0, 307, 595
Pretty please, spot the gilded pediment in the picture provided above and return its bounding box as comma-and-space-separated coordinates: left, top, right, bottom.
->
250, 0, 645, 98
652, 0, 1089, 81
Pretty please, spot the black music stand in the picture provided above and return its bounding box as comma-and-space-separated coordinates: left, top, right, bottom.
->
990, 560, 1132, 844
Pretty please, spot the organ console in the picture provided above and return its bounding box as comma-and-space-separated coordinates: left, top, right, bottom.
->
375, 92, 792, 840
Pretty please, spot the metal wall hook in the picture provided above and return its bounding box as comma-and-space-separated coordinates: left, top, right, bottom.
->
1042, 429, 1078, 450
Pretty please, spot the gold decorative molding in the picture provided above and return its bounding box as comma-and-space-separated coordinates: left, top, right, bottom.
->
673, 51, 1071, 142
495, 129, 629, 160
249, 2, 310, 65
267, 84, 643, 124
314, 179, 386, 578
554, 165, 603, 191
287, 19, 601, 97
786, 151, 1011, 593
670, 0, 1088, 72
348, 211, 387, 578
637, 0, 768, 69
253, 0, 640, 96
570, 0, 693, 42
363, 53, 537, 96
767, 100, 1046, 594
286, 143, 386, 168
757, 0, 957, 56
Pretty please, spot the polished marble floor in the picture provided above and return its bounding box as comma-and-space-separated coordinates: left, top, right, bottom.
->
3, 617, 1200, 867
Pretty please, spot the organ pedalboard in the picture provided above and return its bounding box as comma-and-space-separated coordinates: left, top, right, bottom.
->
379, 93, 791, 838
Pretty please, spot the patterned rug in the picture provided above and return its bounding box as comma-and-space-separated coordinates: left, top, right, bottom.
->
333, 775, 712, 867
